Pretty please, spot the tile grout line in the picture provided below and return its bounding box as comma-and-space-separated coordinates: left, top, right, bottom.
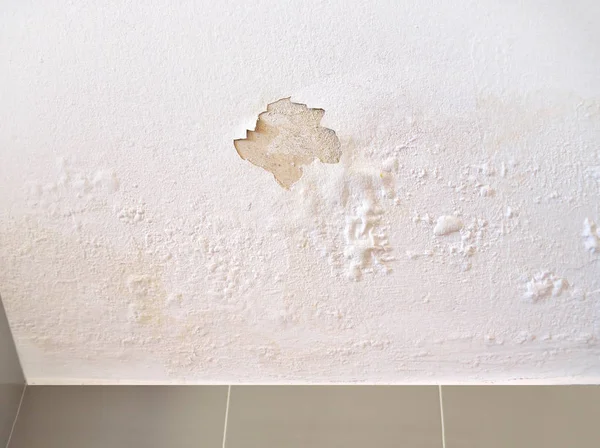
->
221, 385, 231, 448
5, 384, 26, 448
438, 385, 447, 448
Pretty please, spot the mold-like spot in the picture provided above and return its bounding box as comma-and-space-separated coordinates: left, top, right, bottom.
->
234, 98, 342, 189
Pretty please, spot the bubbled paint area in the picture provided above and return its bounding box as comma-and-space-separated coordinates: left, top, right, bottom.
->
1, 1, 599, 383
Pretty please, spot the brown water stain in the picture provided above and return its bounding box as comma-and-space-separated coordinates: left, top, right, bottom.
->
0, 218, 171, 359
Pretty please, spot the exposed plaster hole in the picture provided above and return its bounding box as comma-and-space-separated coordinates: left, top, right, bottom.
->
234, 98, 342, 189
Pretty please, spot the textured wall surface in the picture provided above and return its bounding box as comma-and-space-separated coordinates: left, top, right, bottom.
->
1, 0, 599, 384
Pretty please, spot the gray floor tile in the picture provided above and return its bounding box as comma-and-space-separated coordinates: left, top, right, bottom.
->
226, 386, 443, 448
8, 386, 228, 448
442, 386, 600, 448
0, 296, 25, 446
0, 383, 24, 447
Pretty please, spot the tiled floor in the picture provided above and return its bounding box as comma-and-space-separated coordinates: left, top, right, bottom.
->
0, 297, 25, 447
442, 386, 600, 448
8, 386, 227, 448
5, 385, 600, 447
225, 386, 442, 448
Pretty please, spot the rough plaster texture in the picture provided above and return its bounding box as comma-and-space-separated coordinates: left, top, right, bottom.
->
1, 0, 599, 384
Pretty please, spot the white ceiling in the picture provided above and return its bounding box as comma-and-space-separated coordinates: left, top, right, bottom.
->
1, 0, 599, 383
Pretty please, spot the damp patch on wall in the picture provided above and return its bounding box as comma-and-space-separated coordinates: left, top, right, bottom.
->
234, 98, 342, 188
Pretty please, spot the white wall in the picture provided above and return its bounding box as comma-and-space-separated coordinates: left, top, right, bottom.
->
1, 0, 599, 384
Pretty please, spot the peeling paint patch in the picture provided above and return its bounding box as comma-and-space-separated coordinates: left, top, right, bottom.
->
344, 198, 392, 281
582, 218, 600, 253
523, 271, 569, 302
433, 215, 463, 236
234, 98, 342, 188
